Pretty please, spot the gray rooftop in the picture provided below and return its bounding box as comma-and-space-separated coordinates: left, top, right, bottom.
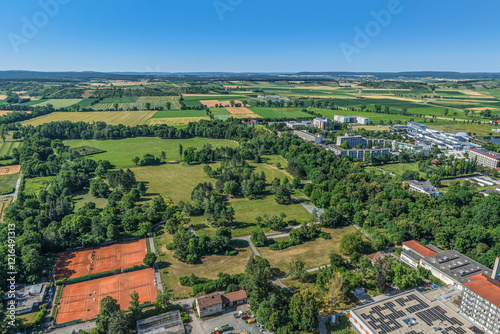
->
421, 250, 492, 285
3, 283, 47, 312
137, 310, 185, 334
402, 249, 424, 263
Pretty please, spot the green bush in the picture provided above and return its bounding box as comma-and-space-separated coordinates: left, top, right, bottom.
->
0, 187, 15, 195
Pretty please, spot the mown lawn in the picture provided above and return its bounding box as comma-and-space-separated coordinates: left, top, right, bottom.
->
259, 225, 358, 272
153, 228, 253, 298
64, 137, 239, 168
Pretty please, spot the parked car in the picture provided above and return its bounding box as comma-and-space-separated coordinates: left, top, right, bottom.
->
233, 313, 240, 318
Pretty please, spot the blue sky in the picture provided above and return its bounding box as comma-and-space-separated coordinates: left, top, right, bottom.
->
0, 0, 499, 72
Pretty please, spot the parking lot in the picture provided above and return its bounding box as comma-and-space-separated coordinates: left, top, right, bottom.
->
197, 305, 261, 334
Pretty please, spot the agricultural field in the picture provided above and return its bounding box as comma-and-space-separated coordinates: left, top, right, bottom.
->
64, 137, 239, 168
22, 110, 157, 127
0, 141, 21, 157
92, 96, 181, 111
152, 110, 207, 118
30, 99, 83, 108
250, 107, 311, 119
146, 117, 210, 126
0, 173, 19, 195
153, 230, 252, 298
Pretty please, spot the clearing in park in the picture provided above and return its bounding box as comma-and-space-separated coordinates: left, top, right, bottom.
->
55, 268, 157, 324
55, 239, 147, 280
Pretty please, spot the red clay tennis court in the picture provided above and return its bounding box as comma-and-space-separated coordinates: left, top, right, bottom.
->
55, 239, 147, 280
55, 269, 157, 324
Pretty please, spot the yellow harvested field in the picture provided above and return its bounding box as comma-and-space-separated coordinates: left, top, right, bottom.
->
22, 110, 157, 127
0, 165, 21, 175
182, 94, 237, 97
361, 95, 423, 102
146, 117, 210, 126
200, 100, 250, 108
0, 111, 14, 116
0, 95, 7, 100
294, 86, 342, 90
225, 107, 260, 118
463, 91, 484, 96
223, 85, 239, 89
0, 196, 13, 222
362, 88, 411, 91
469, 107, 498, 111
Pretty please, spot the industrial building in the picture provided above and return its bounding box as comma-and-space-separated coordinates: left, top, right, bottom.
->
136, 310, 185, 334
469, 148, 500, 169
3, 283, 48, 314
285, 120, 313, 129
407, 121, 427, 132
392, 141, 430, 156
404, 180, 442, 199
293, 130, 323, 144
350, 290, 474, 334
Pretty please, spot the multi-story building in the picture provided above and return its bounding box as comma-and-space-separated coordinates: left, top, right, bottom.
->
313, 117, 334, 130
292, 130, 322, 144
327, 145, 391, 161
334, 115, 370, 124
470, 148, 500, 169
336, 134, 390, 148
460, 272, 500, 334
285, 120, 313, 129
336, 134, 364, 147
400, 240, 440, 268
404, 180, 442, 199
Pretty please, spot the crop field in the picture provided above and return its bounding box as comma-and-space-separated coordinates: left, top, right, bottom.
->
64, 137, 239, 168
31, 99, 83, 108
0, 141, 21, 157
22, 110, 157, 127
250, 107, 311, 119
146, 117, 210, 126
0, 196, 13, 221
91, 96, 181, 111
152, 110, 207, 118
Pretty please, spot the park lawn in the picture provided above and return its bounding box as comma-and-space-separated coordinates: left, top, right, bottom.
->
64, 137, 239, 168
259, 225, 358, 272
132, 164, 213, 203
73, 190, 108, 210
250, 107, 311, 119
229, 196, 311, 237
153, 229, 253, 298
152, 110, 207, 118
24, 176, 53, 195
378, 162, 426, 178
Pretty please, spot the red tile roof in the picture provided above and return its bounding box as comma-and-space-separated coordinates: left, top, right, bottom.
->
464, 273, 500, 307
402, 240, 438, 258
365, 252, 385, 264
222, 290, 247, 304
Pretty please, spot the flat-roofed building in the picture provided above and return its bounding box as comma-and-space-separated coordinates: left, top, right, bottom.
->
3, 283, 47, 314
333, 115, 370, 124
350, 290, 474, 334
136, 310, 185, 334
336, 134, 364, 147
404, 180, 442, 199
460, 273, 500, 334
293, 130, 322, 144
327, 145, 391, 161
313, 117, 334, 130
470, 148, 500, 169
420, 250, 493, 290
407, 121, 427, 131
